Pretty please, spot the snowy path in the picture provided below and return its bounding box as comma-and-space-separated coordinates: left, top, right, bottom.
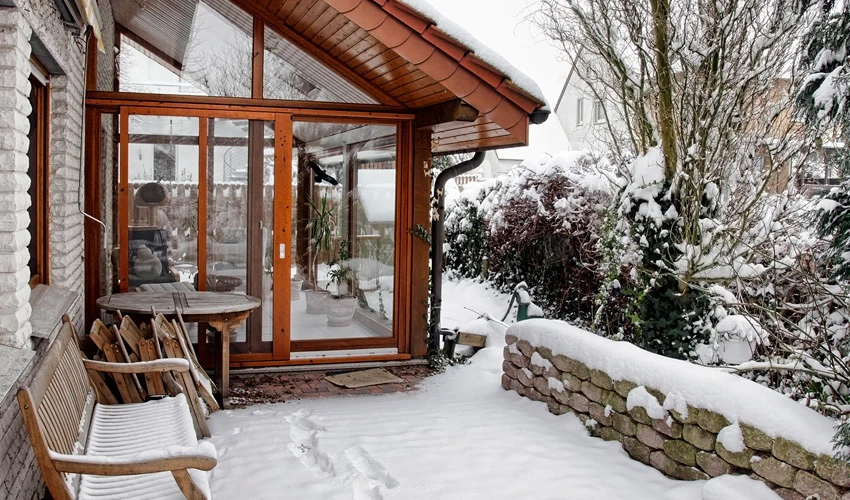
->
206, 279, 773, 499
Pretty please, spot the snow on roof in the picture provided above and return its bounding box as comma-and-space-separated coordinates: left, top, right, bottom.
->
401, 0, 549, 108
509, 319, 840, 456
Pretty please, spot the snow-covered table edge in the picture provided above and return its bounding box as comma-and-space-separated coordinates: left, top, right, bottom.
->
503, 319, 850, 498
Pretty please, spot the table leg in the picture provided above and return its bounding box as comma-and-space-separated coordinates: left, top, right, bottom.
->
219, 320, 231, 409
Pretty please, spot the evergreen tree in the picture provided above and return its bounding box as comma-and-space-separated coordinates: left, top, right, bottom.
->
800, 0, 850, 461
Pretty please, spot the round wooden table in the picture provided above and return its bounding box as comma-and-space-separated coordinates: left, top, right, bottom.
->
96, 291, 261, 408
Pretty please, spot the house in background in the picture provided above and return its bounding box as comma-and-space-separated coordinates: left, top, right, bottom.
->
0, 0, 550, 497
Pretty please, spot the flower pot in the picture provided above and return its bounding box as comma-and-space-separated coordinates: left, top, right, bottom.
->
290, 279, 303, 301
305, 289, 329, 314
326, 296, 357, 326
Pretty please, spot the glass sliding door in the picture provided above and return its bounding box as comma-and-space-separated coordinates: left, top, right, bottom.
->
291, 121, 398, 346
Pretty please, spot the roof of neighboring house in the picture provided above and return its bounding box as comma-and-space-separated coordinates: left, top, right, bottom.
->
111, 0, 549, 153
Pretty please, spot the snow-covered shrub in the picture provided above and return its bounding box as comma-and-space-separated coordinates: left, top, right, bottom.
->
444, 152, 623, 328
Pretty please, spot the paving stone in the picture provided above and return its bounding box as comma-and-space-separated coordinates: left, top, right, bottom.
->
794, 470, 840, 500
695, 451, 733, 477
683, 423, 716, 451
636, 423, 667, 449
741, 424, 774, 452
613, 379, 637, 398
698, 409, 730, 433
716, 442, 757, 470
816, 455, 850, 488
664, 439, 697, 466
773, 438, 817, 471
590, 369, 613, 390
751, 456, 798, 488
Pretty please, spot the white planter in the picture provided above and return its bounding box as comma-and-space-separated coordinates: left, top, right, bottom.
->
305, 289, 329, 314
290, 279, 303, 301
326, 296, 357, 326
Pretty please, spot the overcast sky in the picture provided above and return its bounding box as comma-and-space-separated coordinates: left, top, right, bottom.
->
421, 0, 571, 107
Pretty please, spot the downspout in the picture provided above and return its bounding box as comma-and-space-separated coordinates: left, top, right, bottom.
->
429, 151, 486, 353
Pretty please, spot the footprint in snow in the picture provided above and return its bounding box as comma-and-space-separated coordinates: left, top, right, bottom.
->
285, 410, 334, 478
346, 446, 398, 492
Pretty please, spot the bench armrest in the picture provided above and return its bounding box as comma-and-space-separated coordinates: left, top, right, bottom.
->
49, 441, 217, 475
83, 358, 190, 374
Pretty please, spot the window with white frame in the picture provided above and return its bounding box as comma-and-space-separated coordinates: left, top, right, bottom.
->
576, 98, 585, 125
593, 100, 605, 123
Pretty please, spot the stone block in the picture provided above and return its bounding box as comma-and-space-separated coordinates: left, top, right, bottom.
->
526, 388, 546, 402
572, 360, 591, 380
530, 361, 546, 377
751, 456, 797, 488
695, 451, 733, 477
773, 438, 817, 471
716, 442, 757, 470
794, 470, 840, 500
510, 352, 527, 368
543, 366, 560, 380
569, 392, 589, 413
533, 376, 551, 396
535, 345, 553, 362
652, 417, 683, 439
560, 372, 581, 391
547, 400, 572, 416
636, 423, 667, 449
502, 360, 517, 379
683, 424, 716, 451
500, 373, 511, 391
741, 424, 774, 452
551, 386, 571, 405
670, 405, 699, 425
698, 409, 730, 433
629, 406, 653, 425
517, 339, 534, 358
815, 455, 850, 488
613, 379, 638, 398
517, 367, 534, 388
623, 436, 651, 465
774, 488, 806, 500
598, 426, 623, 443
611, 412, 636, 437
502, 346, 511, 361
600, 390, 627, 414
577, 413, 589, 425
505, 333, 518, 345
664, 439, 697, 466
550, 354, 573, 373
581, 380, 603, 403
588, 402, 612, 427
650, 451, 709, 481
590, 369, 613, 390
509, 378, 524, 394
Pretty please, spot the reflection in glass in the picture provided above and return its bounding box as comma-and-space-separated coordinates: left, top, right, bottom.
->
292, 123, 397, 341
126, 115, 200, 289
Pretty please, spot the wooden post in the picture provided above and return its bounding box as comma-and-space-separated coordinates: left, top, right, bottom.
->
409, 129, 432, 358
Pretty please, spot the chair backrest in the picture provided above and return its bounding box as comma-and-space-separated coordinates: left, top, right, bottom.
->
18, 317, 94, 499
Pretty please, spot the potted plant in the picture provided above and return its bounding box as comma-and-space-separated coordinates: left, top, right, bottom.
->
325, 240, 357, 326
305, 192, 334, 313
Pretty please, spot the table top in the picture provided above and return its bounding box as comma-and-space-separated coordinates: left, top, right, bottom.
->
96, 291, 261, 316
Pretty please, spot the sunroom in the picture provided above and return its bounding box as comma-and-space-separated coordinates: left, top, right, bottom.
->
84, 0, 548, 369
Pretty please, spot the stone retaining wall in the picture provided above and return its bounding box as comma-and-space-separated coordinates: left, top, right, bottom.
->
501, 333, 850, 500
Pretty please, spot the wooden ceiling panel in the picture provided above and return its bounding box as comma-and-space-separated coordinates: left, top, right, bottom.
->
385, 73, 432, 94
328, 26, 370, 57
275, 0, 303, 19
405, 91, 454, 109
339, 38, 379, 65
362, 56, 410, 81
286, 0, 318, 25
353, 52, 402, 76
308, 9, 348, 43
294, 2, 329, 32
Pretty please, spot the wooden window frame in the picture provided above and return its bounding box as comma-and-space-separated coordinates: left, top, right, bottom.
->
28, 64, 50, 288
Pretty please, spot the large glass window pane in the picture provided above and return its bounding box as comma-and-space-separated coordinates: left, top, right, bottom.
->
126, 115, 200, 289
292, 122, 396, 340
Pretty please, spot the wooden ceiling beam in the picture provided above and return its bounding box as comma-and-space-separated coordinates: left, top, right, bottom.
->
231, 0, 405, 107
414, 99, 478, 129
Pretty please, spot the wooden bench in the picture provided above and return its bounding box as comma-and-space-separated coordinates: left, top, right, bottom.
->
18, 316, 217, 500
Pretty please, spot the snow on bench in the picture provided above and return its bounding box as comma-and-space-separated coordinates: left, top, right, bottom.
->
18, 317, 216, 499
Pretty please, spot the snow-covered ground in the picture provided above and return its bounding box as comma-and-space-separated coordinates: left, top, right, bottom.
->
207, 278, 779, 499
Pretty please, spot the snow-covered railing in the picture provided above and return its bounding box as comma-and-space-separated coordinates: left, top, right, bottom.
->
503, 319, 850, 498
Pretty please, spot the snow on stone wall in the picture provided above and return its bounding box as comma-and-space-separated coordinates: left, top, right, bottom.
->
503, 320, 850, 499
0, 0, 115, 498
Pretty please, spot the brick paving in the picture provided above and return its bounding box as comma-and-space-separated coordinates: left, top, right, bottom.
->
227, 364, 435, 408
